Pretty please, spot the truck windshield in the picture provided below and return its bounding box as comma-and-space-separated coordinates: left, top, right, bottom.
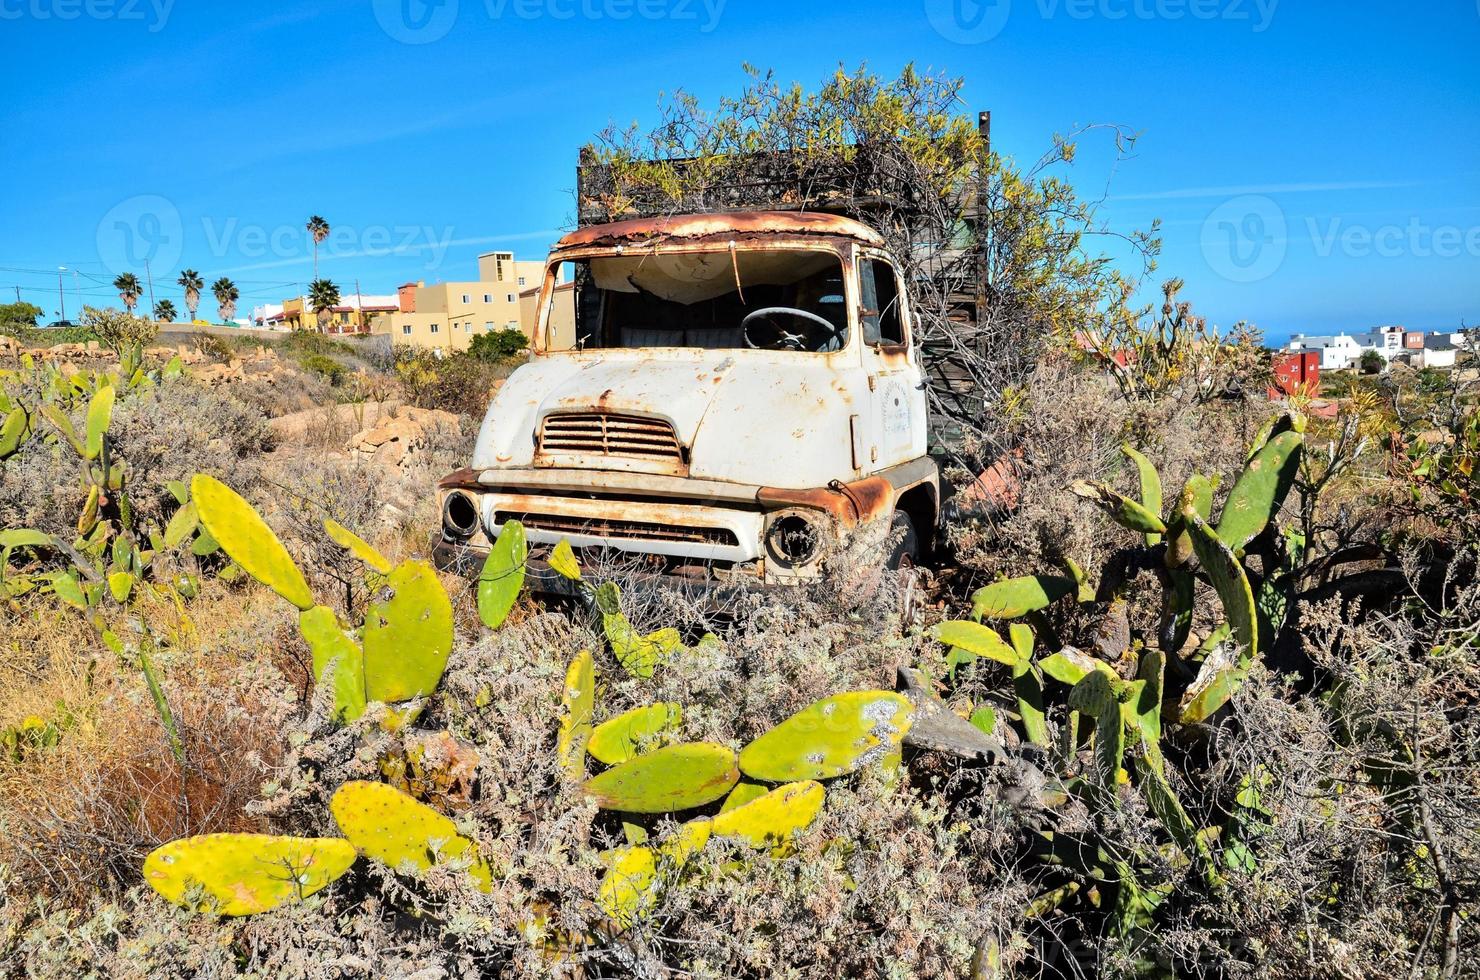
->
542, 249, 848, 353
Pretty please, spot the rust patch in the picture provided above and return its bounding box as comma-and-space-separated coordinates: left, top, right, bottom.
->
555, 210, 886, 249
757, 476, 895, 527
438, 467, 480, 490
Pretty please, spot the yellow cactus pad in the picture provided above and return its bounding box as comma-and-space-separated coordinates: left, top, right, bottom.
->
583, 742, 739, 813
323, 519, 394, 574
143, 833, 356, 916
330, 780, 491, 891
719, 782, 770, 813
361, 560, 454, 704
557, 650, 596, 778
597, 845, 658, 927
587, 703, 682, 765
191, 474, 314, 610
712, 781, 825, 848
738, 691, 914, 782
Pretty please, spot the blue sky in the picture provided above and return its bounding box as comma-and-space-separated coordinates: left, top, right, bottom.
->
2, 0, 1477, 342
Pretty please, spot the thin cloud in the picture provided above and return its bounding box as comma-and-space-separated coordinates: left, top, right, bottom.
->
1110, 180, 1424, 202
216, 229, 562, 274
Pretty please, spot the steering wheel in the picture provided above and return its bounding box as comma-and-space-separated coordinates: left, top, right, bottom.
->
741, 307, 843, 352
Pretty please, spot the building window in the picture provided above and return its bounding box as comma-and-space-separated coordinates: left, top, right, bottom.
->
517, 276, 526, 286
485, 321, 494, 331
506, 293, 514, 303
483, 293, 491, 303
507, 321, 518, 330
401, 325, 412, 336
430, 323, 439, 333
461, 294, 470, 304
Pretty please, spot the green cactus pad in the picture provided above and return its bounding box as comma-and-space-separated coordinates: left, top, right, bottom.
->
556, 650, 595, 778
587, 703, 682, 765
1185, 513, 1258, 657
1215, 430, 1302, 550
1071, 481, 1168, 536
83, 384, 114, 460
934, 621, 1019, 666
143, 833, 356, 916
477, 520, 526, 629
330, 780, 491, 891
583, 742, 739, 813
1121, 444, 1163, 543
596, 582, 685, 678
298, 605, 367, 723
548, 539, 582, 580
970, 575, 1075, 620
719, 782, 770, 813
323, 519, 393, 574
1165, 475, 1214, 568
738, 691, 914, 782
361, 560, 453, 704
191, 474, 314, 610
711, 780, 825, 849
1039, 647, 1101, 686
0, 406, 27, 457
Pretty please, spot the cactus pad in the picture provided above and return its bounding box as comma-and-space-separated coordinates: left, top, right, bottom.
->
361, 560, 454, 704
1216, 430, 1302, 550
720, 782, 770, 813
556, 650, 595, 778
83, 384, 114, 460
738, 691, 914, 782
191, 474, 314, 610
711, 780, 825, 849
323, 520, 393, 574
298, 605, 367, 723
583, 742, 739, 813
935, 620, 1019, 667
597, 845, 658, 927
330, 780, 491, 891
143, 833, 356, 916
1071, 481, 1168, 536
477, 520, 526, 629
970, 575, 1075, 620
548, 539, 582, 580
587, 703, 683, 765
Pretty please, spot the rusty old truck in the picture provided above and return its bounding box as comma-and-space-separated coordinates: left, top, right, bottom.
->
433, 210, 939, 592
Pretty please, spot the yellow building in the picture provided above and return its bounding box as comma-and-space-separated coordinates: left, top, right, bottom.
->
265, 293, 398, 332
520, 280, 576, 350
371, 250, 534, 353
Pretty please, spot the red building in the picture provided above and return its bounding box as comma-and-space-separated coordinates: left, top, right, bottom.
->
1270, 351, 1320, 399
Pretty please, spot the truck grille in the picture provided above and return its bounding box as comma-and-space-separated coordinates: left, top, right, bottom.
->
537, 413, 683, 462
495, 511, 737, 547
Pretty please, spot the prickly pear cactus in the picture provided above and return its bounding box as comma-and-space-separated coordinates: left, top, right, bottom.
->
330, 780, 491, 891
587, 702, 682, 765
935, 620, 1019, 668
556, 650, 596, 778
361, 560, 453, 704
720, 782, 770, 813
598, 845, 658, 927
970, 575, 1075, 620
710, 780, 825, 850
298, 605, 368, 723
1070, 481, 1168, 537
1121, 444, 1164, 545
477, 520, 526, 629
323, 519, 393, 574
190, 474, 314, 610
143, 833, 357, 916
1215, 429, 1303, 550
597, 582, 685, 678
583, 742, 739, 813
548, 539, 582, 580
738, 691, 914, 782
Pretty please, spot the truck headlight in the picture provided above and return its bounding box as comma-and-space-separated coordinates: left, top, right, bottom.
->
765, 510, 826, 567
442, 491, 481, 539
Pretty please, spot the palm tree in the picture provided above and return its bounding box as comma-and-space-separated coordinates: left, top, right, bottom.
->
308, 278, 340, 332
306, 215, 330, 281
113, 273, 142, 314
212, 277, 240, 323
153, 299, 177, 323
177, 268, 203, 322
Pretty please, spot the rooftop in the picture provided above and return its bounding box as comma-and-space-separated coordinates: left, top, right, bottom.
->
555, 210, 887, 250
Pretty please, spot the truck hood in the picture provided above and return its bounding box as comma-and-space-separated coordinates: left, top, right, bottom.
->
471, 349, 866, 488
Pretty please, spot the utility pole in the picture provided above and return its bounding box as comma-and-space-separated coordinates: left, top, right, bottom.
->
355, 278, 363, 334
144, 258, 157, 319
13, 286, 20, 303
58, 267, 66, 322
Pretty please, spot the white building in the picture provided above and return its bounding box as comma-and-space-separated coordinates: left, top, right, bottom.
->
1287, 325, 1406, 370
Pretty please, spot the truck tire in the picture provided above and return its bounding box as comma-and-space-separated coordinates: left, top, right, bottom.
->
885, 511, 919, 571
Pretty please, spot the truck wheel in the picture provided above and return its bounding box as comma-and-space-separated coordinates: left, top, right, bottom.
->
885, 511, 919, 571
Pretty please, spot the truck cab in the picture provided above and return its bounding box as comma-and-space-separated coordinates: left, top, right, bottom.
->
434, 211, 939, 590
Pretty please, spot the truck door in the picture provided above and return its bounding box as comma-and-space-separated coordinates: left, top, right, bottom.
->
857, 250, 925, 471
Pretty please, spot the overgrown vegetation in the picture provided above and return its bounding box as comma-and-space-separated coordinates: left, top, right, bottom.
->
2, 65, 1477, 979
